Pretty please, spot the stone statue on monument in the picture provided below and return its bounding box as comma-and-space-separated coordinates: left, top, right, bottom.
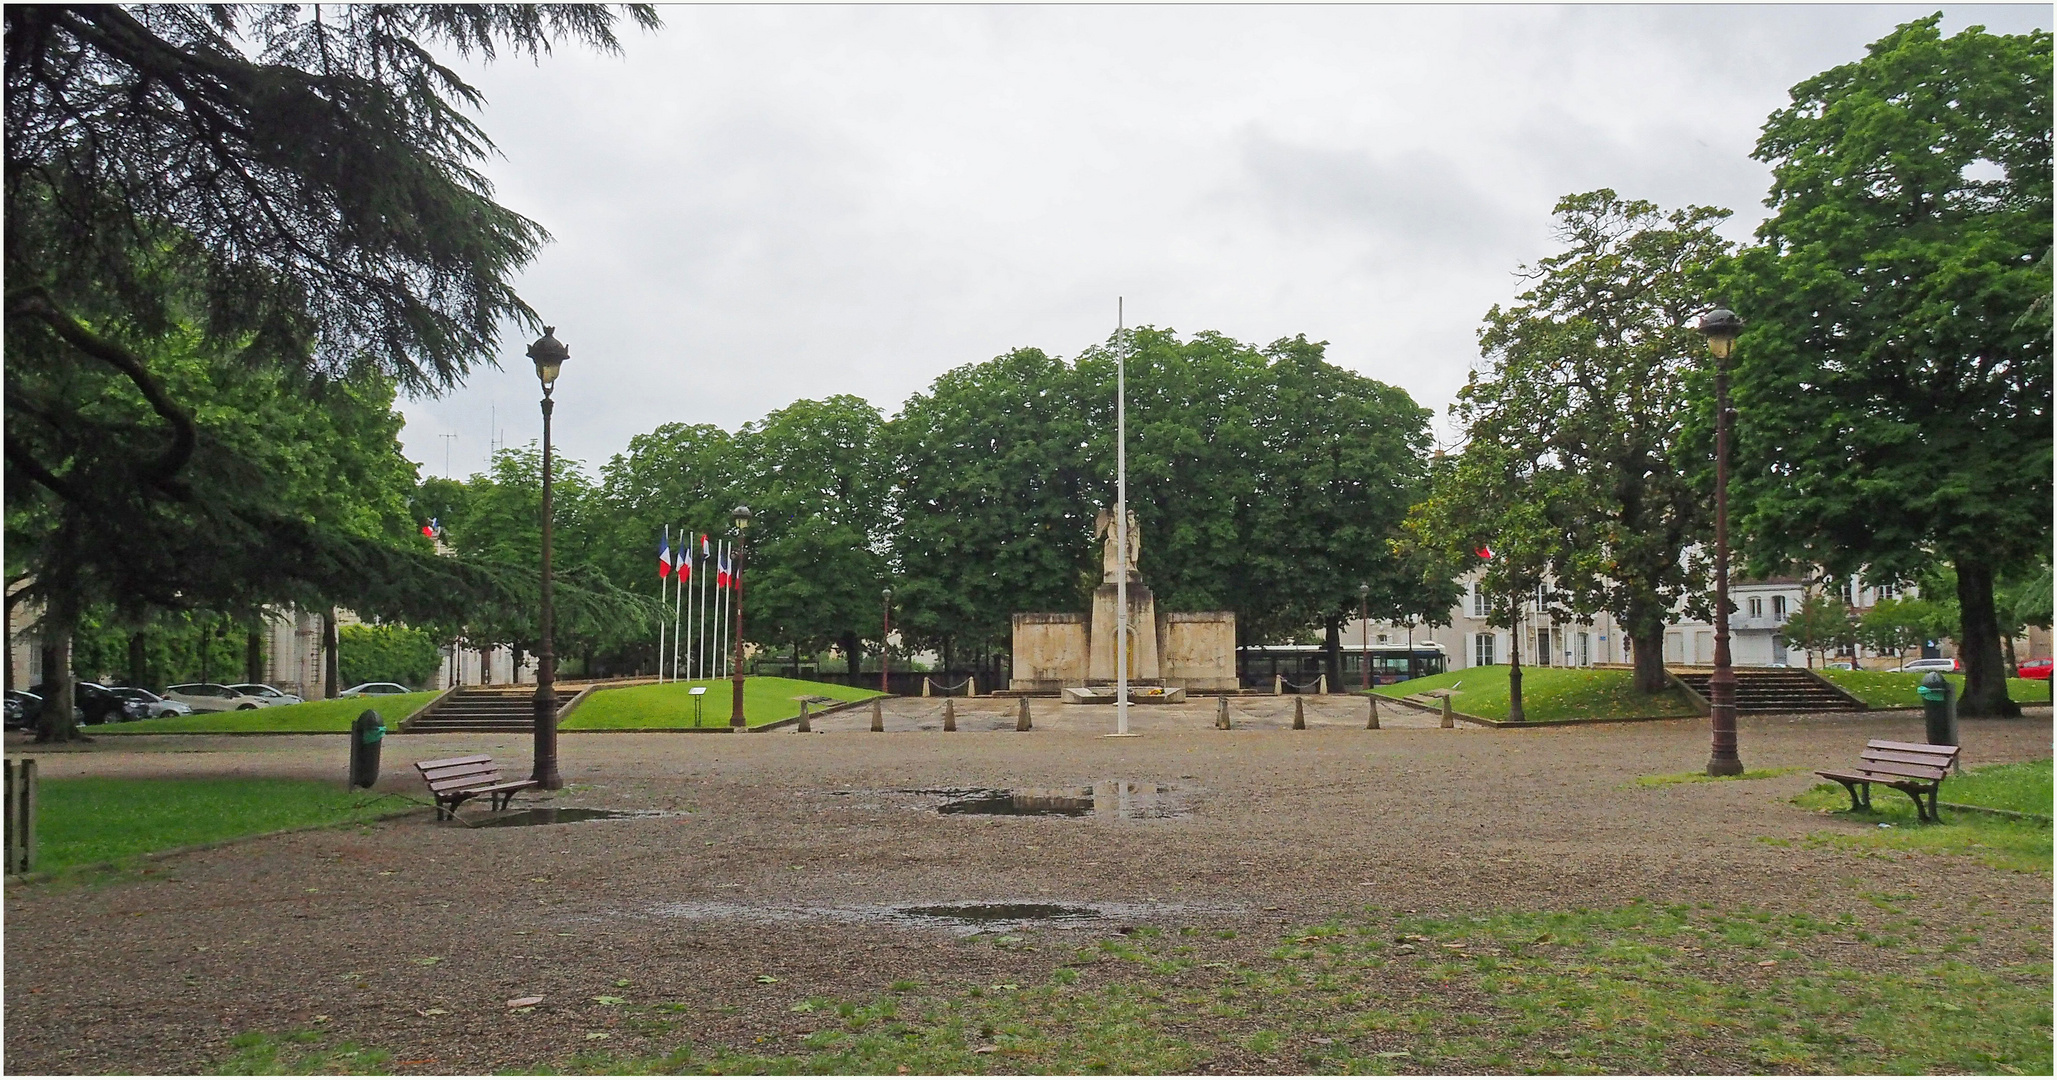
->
1093, 505, 1141, 583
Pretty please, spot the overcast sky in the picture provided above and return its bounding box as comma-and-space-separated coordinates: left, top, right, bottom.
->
396, 3, 2051, 480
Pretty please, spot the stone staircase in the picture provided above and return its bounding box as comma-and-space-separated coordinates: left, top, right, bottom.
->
402, 687, 542, 734
1670, 667, 1865, 714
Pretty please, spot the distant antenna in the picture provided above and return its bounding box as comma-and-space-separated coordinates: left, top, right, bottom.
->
490, 402, 498, 458
438, 433, 459, 477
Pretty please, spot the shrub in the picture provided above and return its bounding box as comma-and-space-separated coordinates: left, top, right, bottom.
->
337, 624, 440, 689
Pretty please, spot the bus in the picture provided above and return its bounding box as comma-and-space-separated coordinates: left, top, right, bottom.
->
1238, 643, 1447, 689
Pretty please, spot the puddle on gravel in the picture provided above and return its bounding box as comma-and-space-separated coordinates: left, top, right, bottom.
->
892, 903, 1101, 923
471, 808, 666, 828
932, 781, 1186, 819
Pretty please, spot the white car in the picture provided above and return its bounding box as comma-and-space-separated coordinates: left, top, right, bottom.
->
1897, 658, 1962, 674
340, 682, 413, 697
164, 683, 267, 712
230, 683, 305, 706
108, 687, 193, 719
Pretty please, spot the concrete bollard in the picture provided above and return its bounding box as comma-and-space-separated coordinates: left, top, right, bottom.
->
921, 677, 931, 698
1216, 694, 1231, 730
1273, 674, 1283, 696
1367, 693, 1380, 730
871, 699, 885, 732
969, 675, 978, 697
1293, 696, 1306, 729
1440, 694, 1454, 729
797, 700, 811, 732
1016, 696, 1032, 731
943, 697, 957, 731
1317, 674, 1327, 696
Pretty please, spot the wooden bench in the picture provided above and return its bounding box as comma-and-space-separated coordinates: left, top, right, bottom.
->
414, 754, 539, 820
1817, 740, 1959, 822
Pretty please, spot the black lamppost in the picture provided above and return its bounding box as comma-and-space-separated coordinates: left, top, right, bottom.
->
1700, 305, 1745, 777
527, 326, 568, 789
880, 587, 893, 694
727, 505, 752, 729
1358, 583, 1372, 692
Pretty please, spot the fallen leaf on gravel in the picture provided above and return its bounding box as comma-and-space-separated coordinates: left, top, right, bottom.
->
614, 979, 632, 987
506, 996, 545, 1008
414, 957, 442, 966
312, 1016, 331, 1024
1376, 1051, 1410, 1058
585, 1033, 610, 1040
973, 1046, 999, 1054
594, 996, 627, 1005
416, 1008, 448, 1017
1757, 960, 1778, 967
990, 983, 1019, 991
756, 976, 779, 984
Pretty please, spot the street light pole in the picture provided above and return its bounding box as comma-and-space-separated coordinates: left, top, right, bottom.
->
1701, 306, 1745, 777
526, 327, 569, 790
880, 587, 893, 695
1358, 583, 1371, 693
728, 505, 752, 729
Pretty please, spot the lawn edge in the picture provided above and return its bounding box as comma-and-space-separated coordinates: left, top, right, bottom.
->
4, 801, 430, 886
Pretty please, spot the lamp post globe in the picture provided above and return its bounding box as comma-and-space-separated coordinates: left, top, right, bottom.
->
1700, 305, 1745, 777
728, 505, 752, 728
528, 326, 569, 789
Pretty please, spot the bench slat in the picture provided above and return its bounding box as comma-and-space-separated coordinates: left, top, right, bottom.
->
428, 775, 503, 794
1862, 749, 1955, 769
1844, 762, 1947, 782
1866, 740, 1958, 756
415, 754, 493, 772
419, 762, 501, 782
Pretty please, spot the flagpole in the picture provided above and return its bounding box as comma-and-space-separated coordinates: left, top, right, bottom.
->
1115, 296, 1131, 738
715, 540, 728, 678
700, 535, 712, 679
672, 523, 685, 683
683, 540, 695, 680
658, 525, 670, 683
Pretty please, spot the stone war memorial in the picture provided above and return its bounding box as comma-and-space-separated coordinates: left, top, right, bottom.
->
1011, 506, 1237, 698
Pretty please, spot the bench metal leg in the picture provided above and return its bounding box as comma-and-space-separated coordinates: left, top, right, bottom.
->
1835, 779, 1871, 813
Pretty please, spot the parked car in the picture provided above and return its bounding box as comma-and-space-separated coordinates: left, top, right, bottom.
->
1897, 658, 1962, 674
340, 682, 412, 697
164, 683, 267, 712
229, 683, 305, 707
108, 686, 194, 719
1822, 661, 1856, 671
5, 690, 41, 729
30, 681, 138, 724
2017, 658, 2052, 681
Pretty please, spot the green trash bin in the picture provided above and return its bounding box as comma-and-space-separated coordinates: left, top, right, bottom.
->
349, 710, 386, 789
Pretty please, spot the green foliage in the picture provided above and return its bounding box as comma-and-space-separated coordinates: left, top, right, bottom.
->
1724, 16, 2052, 714
560, 677, 884, 730
34, 777, 413, 873
1780, 594, 1858, 663
1637, 768, 1807, 787
1856, 596, 1951, 660
337, 624, 440, 689
98, 693, 437, 734
1370, 665, 1698, 722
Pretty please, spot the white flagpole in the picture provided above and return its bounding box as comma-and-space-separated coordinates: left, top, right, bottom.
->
672, 523, 685, 682
683, 539, 696, 680
713, 539, 726, 678
1115, 296, 1130, 737
718, 540, 732, 677
658, 525, 670, 683
700, 535, 712, 679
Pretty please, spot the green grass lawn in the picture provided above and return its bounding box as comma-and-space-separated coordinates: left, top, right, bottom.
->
32, 777, 414, 873
221, 899, 2052, 1075
95, 692, 438, 734
1817, 669, 2052, 708
562, 677, 883, 730
1371, 665, 1698, 723
1789, 759, 2053, 873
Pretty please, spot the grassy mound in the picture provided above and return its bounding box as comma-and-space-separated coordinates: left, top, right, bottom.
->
96, 692, 438, 734
34, 777, 413, 873
1815, 669, 2051, 708
1372, 665, 1697, 723
563, 676, 884, 730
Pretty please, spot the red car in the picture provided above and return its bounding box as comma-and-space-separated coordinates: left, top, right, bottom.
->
2018, 658, 2052, 681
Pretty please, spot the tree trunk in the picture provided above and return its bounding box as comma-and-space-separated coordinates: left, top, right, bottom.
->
34, 588, 83, 743
2003, 634, 2019, 678
1506, 615, 1525, 725
128, 631, 148, 689
840, 631, 860, 676
1323, 616, 1343, 690
200, 619, 214, 684
322, 608, 341, 699
245, 629, 263, 685
1630, 628, 1668, 694
1954, 559, 2018, 717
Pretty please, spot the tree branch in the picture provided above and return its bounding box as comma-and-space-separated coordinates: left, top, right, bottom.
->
10, 291, 196, 493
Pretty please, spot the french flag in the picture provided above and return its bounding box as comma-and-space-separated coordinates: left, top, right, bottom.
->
676, 545, 691, 581
658, 537, 672, 580
716, 551, 731, 589
1475, 544, 1494, 560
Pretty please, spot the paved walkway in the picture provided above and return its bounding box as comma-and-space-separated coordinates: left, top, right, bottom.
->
809, 692, 1456, 733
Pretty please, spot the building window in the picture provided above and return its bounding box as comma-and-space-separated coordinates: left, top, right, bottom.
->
1473, 632, 1495, 667
1874, 582, 1897, 600
1376, 633, 1389, 645
1471, 586, 1487, 618
1772, 595, 1788, 618
1578, 632, 1591, 667
26, 639, 42, 682
1748, 597, 1763, 617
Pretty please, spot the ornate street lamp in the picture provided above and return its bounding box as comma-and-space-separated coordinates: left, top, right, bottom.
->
880, 587, 893, 695
527, 326, 569, 789
1358, 583, 1372, 692
1700, 305, 1745, 776
728, 504, 752, 728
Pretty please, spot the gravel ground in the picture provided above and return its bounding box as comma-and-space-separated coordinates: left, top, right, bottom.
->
4, 700, 2050, 1074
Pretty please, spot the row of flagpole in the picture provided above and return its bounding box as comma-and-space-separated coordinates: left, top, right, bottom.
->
656, 526, 738, 682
